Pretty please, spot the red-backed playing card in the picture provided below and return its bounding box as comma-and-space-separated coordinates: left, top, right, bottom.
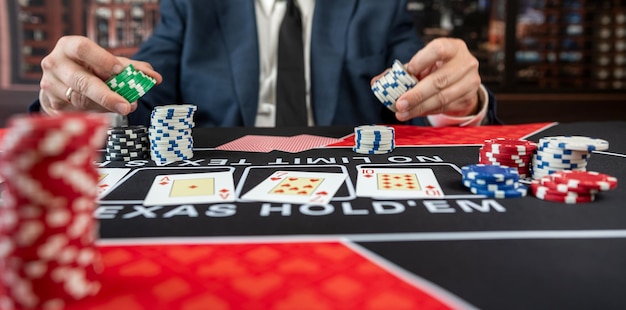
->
215, 134, 342, 153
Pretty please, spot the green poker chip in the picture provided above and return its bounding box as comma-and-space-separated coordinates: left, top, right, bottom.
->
118, 75, 155, 102
106, 64, 156, 103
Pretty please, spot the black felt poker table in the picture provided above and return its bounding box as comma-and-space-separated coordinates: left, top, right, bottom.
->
87, 121, 626, 309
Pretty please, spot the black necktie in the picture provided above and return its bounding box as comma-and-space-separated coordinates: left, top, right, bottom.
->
275, 0, 307, 127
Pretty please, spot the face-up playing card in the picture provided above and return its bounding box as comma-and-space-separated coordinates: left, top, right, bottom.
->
241, 171, 347, 204
143, 171, 236, 206
356, 168, 444, 199
97, 168, 131, 199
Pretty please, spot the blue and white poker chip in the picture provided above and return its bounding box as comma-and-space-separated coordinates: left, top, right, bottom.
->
353, 125, 395, 155
461, 164, 527, 198
462, 164, 520, 183
371, 59, 418, 112
531, 135, 607, 179
463, 179, 520, 191
149, 104, 197, 163
534, 152, 589, 163
538, 136, 609, 152
469, 185, 528, 199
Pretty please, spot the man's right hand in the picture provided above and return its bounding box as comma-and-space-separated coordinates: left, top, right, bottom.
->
38, 35, 162, 116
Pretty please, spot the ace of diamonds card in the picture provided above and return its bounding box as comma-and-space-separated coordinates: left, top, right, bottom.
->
356, 168, 444, 199
143, 171, 235, 206
97, 168, 131, 199
241, 171, 347, 204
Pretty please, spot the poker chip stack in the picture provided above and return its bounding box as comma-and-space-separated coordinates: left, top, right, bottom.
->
0, 176, 4, 203
106, 64, 157, 103
0, 113, 107, 309
149, 104, 198, 163
530, 170, 618, 204
531, 136, 609, 179
105, 126, 150, 161
371, 59, 419, 112
479, 138, 537, 179
353, 125, 395, 154
461, 164, 528, 198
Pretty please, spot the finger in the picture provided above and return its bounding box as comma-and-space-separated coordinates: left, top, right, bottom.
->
41, 36, 132, 114
39, 72, 69, 112
403, 39, 478, 103
395, 73, 480, 121
129, 101, 139, 113
396, 53, 479, 114
125, 59, 163, 85
55, 59, 134, 114
401, 59, 478, 112
405, 38, 464, 77
59, 36, 126, 80
415, 62, 440, 81
39, 85, 66, 115
444, 90, 481, 117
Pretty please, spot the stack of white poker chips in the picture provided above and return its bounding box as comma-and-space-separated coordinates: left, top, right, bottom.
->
0, 113, 107, 309
371, 59, 418, 112
353, 125, 395, 154
149, 104, 197, 164
531, 136, 609, 180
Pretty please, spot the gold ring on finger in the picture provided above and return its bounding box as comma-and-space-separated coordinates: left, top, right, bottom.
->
65, 87, 74, 103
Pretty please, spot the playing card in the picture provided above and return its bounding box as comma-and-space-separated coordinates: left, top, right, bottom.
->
356, 168, 444, 199
277, 135, 343, 153
97, 168, 131, 199
214, 135, 287, 153
143, 171, 236, 206
241, 171, 347, 204
215, 134, 342, 153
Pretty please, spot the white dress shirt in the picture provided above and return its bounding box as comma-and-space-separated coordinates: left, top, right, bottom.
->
253, 0, 488, 127
254, 0, 315, 127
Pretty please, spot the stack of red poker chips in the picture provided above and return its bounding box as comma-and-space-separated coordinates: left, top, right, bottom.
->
530, 170, 618, 204
479, 138, 538, 179
0, 113, 108, 309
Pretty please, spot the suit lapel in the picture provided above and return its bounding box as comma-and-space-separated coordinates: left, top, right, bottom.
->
310, 0, 357, 125
216, 0, 260, 126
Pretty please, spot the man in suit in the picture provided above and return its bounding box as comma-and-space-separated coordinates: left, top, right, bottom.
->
34, 0, 498, 127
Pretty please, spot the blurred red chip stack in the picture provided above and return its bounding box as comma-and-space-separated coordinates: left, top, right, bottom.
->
0, 113, 109, 309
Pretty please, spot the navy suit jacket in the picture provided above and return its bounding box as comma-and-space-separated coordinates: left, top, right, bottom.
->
31, 0, 499, 127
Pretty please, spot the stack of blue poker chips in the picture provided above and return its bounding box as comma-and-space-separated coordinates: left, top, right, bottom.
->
353, 125, 395, 154
531, 136, 609, 180
371, 60, 418, 112
149, 104, 197, 163
461, 164, 528, 198
105, 126, 149, 161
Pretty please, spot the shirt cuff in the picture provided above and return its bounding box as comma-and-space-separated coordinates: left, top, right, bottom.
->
426, 84, 489, 127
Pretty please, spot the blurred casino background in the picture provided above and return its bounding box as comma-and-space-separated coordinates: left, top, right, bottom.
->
1, 0, 625, 127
